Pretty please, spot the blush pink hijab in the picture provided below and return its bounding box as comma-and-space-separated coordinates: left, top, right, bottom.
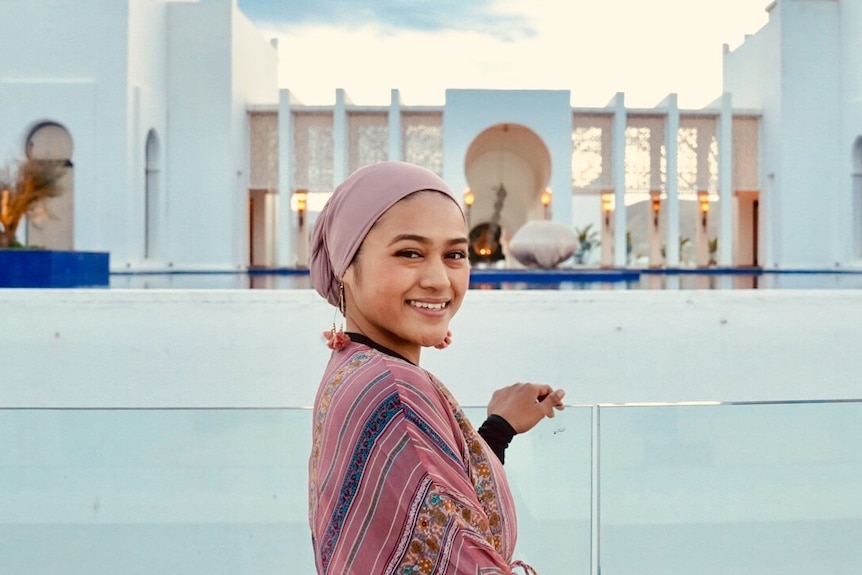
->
309, 161, 463, 307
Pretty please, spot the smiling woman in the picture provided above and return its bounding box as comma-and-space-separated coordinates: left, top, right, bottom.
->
307, 161, 565, 575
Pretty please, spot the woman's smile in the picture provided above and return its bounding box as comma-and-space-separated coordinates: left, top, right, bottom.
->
407, 299, 450, 311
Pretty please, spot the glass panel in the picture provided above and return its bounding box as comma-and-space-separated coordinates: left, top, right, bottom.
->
0, 406, 593, 575
598, 402, 862, 575
0, 409, 314, 575
464, 406, 593, 574
8, 402, 857, 575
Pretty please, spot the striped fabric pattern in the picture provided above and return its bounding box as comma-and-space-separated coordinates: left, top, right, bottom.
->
309, 341, 520, 575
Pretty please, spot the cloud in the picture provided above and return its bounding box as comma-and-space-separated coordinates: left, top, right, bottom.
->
247, 0, 771, 107
237, 0, 536, 40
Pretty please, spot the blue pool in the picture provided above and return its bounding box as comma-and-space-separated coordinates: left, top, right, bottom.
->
108, 267, 862, 290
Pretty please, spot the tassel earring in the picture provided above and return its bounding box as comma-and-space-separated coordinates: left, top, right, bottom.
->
434, 330, 453, 350
323, 282, 350, 350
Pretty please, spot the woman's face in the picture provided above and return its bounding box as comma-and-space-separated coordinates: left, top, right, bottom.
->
342, 191, 469, 363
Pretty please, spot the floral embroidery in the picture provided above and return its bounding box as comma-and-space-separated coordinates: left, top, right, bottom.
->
392, 374, 514, 574
430, 374, 510, 554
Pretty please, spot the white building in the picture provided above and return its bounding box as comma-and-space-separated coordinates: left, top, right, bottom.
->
724, 0, 862, 268
0, 0, 278, 269
1, 0, 860, 271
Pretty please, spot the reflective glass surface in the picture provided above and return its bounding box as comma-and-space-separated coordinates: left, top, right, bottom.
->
598, 402, 862, 575
2, 402, 859, 574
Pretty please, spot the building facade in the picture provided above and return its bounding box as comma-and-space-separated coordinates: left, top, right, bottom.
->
1, 0, 860, 271
724, 0, 862, 268
0, 0, 278, 270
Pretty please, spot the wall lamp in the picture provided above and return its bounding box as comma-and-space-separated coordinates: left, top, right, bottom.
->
601, 191, 614, 227
651, 192, 661, 228
294, 188, 308, 228
463, 188, 475, 227
540, 187, 552, 219
698, 191, 710, 228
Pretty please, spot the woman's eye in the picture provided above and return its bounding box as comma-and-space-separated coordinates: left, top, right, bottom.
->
447, 250, 468, 260
397, 250, 422, 259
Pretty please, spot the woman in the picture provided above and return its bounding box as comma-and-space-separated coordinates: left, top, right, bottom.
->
308, 161, 565, 575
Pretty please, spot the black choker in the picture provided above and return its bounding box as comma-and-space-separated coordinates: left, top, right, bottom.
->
345, 332, 416, 365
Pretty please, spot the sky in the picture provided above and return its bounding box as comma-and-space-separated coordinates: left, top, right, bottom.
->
237, 0, 772, 109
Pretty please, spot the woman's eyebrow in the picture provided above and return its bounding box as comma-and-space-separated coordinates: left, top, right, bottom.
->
388, 234, 468, 246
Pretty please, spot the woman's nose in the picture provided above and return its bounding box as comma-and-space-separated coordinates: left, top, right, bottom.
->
419, 257, 450, 289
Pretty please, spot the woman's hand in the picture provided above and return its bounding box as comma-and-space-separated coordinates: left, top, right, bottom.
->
486, 383, 566, 434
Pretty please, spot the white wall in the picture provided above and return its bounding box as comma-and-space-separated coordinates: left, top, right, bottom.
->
724, 0, 855, 268
231, 6, 280, 266
722, 23, 771, 110
0, 0, 131, 255
167, 0, 237, 269
841, 0, 862, 264
128, 0, 171, 266
2, 290, 860, 409
166, 0, 278, 270
0, 0, 278, 270
779, 0, 843, 267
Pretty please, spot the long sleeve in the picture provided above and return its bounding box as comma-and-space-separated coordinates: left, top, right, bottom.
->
477, 414, 517, 464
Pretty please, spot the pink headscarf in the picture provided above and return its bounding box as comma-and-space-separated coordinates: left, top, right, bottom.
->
310, 161, 464, 307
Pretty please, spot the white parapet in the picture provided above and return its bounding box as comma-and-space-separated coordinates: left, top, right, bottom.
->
1, 289, 860, 408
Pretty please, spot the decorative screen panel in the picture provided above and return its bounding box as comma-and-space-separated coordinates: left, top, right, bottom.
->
572, 114, 612, 191
733, 117, 759, 191
678, 116, 718, 200
625, 126, 652, 197
402, 113, 443, 176
626, 116, 666, 198
348, 112, 388, 174
249, 112, 278, 190
293, 112, 334, 194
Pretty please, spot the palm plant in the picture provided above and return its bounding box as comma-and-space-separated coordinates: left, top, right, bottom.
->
574, 223, 600, 264
0, 158, 64, 248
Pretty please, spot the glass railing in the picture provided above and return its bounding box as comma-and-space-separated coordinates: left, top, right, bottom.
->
2, 402, 860, 574
0, 408, 315, 574
596, 401, 862, 575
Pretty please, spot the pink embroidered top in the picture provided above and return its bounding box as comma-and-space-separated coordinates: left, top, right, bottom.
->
309, 339, 522, 575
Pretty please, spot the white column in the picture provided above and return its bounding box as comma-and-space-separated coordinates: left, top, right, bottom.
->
718, 92, 734, 266
600, 208, 614, 267
333, 89, 349, 183
695, 118, 713, 266
664, 94, 680, 267
600, 120, 614, 267
277, 89, 296, 268
612, 93, 628, 267
696, 192, 711, 267
648, 125, 664, 267
388, 89, 402, 161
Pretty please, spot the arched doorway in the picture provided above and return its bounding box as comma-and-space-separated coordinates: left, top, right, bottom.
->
25, 122, 74, 250
854, 137, 862, 260
463, 123, 551, 265
145, 130, 161, 260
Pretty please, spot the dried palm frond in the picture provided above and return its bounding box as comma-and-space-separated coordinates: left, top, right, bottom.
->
0, 159, 65, 248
